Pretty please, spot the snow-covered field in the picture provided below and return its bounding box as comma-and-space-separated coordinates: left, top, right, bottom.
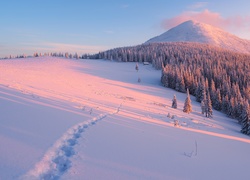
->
0, 57, 250, 180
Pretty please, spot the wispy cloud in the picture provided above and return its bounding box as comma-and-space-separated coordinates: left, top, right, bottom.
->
188, 2, 208, 10
161, 9, 250, 39
162, 9, 222, 29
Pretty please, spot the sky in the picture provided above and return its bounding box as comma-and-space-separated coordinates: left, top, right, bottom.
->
0, 0, 250, 57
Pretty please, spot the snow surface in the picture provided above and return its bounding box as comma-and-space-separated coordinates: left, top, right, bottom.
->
146, 20, 250, 54
0, 57, 250, 180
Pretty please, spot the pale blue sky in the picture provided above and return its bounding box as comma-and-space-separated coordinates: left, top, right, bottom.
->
1, 0, 250, 57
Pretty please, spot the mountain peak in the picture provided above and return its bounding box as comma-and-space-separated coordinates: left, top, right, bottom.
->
146, 20, 250, 54
176, 19, 199, 25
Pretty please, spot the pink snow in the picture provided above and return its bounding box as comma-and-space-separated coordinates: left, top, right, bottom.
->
0, 57, 249, 180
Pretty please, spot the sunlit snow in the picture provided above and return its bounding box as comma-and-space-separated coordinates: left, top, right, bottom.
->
0, 57, 249, 180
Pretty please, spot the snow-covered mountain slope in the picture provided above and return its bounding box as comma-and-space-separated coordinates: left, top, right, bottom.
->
0, 57, 250, 179
146, 20, 250, 54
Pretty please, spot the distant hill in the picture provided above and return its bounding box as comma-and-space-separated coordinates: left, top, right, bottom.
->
145, 20, 250, 54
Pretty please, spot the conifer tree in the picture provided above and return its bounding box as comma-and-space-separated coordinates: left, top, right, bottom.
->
201, 100, 205, 115
210, 79, 216, 104
201, 88, 206, 115
179, 75, 186, 93
205, 78, 209, 89
161, 69, 169, 87
175, 72, 186, 93
135, 63, 139, 72
183, 89, 192, 114
236, 97, 244, 123
228, 97, 236, 118
214, 89, 222, 111
195, 78, 205, 102
241, 101, 250, 135
172, 95, 177, 109
205, 91, 213, 118
222, 95, 229, 113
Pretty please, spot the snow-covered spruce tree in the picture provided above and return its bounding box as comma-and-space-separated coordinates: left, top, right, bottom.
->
161, 67, 169, 87
205, 91, 213, 118
210, 80, 216, 98
175, 74, 186, 93
183, 89, 192, 114
201, 100, 205, 115
195, 78, 205, 102
172, 95, 177, 109
201, 87, 206, 115
236, 97, 244, 123
213, 89, 222, 111
222, 95, 229, 114
228, 97, 236, 118
135, 63, 139, 72
241, 100, 250, 135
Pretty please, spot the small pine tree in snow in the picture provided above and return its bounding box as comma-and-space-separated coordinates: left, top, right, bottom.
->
183, 89, 192, 114
172, 95, 177, 109
135, 63, 139, 72
201, 100, 205, 115
174, 120, 179, 126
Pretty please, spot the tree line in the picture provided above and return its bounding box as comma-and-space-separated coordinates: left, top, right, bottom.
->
1, 52, 90, 60
92, 42, 250, 135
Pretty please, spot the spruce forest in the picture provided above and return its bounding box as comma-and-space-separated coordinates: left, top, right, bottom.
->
92, 42, 250, 135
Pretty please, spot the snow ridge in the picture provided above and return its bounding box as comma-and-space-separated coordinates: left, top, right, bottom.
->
22, 103, 122, 180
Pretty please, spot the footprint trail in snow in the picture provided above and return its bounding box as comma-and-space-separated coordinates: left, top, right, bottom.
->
22, 103, 122, 180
